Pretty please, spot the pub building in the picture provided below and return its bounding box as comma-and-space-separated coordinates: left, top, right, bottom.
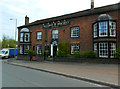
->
17, 1, 120, 59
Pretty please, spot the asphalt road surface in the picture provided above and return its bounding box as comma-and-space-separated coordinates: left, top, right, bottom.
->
2, 61, 104, 87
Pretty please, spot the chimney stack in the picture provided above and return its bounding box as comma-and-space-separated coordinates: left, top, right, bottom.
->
25, 15, 29, 25
91, 0, 94, 9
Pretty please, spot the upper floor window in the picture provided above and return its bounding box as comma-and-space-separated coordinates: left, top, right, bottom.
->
99, 21, 108, 37
52, 29, 58, 39
20, 28, 30, 42
93, 23, 98, 38
37, 31, 42, 40
109, 21, 116, 37
93, 14, 116, 38
71, 27, 79, 38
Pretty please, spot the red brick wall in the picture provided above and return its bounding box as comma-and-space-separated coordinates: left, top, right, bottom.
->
18, 10, 120, 55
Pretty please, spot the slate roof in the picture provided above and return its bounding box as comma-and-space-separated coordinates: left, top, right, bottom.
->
18, 3, 120, 28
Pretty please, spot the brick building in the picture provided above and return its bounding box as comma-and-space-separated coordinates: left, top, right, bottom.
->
18, 2, 120, 59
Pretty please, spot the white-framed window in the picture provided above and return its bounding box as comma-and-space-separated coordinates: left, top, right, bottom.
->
93, 23, 98, 38
37, 31, 42, 40
20, 45, 30, 54
99, 43, 108, 58
37, 45, 42, 54
110, 43, 116, 58
24, 33, 30, 42
20, 45, 23, 54
20, 33, 24, 42
52, 29, 58, 39
99, 22, 108, 37
71, 27, 79, 37
24, 45, 30, 54
94, 43, 97, 54
71, 44, 80, 54
109, 21, 116, 37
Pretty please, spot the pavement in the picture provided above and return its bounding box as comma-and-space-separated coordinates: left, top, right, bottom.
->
3, 58, 120, 88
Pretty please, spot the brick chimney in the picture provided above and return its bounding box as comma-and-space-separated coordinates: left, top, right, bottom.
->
25, 15, 29, 25
91, 0, 94, 9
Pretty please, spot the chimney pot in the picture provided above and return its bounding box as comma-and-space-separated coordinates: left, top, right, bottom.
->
25, 15, 29, 25
91, 0, 94, 9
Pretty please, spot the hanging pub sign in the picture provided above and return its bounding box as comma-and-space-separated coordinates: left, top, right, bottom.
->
42, 20, 70, 29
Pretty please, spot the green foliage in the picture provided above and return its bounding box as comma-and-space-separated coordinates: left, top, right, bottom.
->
39, 52, 44, 57
57, 41, 70, 54
25, 50, 36, 57
1, 35, 18, 48
56, 50, 70, 57
72, 51, 97, 58
73, 51, 80, 58
57, 41, 70, 57
80, 51, 97, 58
115, 47, 120, 59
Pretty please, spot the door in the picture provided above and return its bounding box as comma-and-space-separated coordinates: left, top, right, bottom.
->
53, 46, 57, 57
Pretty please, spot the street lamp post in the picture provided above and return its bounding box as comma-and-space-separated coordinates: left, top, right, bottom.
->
10, 18, 17, 58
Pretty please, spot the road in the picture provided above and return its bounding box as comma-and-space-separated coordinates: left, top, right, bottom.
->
2, 61, 104, 87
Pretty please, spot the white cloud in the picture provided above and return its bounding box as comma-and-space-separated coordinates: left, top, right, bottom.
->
0, 0, 119, 41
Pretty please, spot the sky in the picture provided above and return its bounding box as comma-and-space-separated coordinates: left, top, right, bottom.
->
0, 0, 120, 41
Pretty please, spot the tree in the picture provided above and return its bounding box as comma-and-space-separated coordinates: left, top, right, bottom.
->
1, 35, 18, 48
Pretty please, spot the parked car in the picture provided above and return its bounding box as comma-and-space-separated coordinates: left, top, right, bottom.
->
0, 48, 17, 59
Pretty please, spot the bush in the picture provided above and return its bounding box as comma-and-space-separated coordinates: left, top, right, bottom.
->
57, 41, 70, 57
39, 52, 44, 57
80, 51, 97, 58
25, 50, 36, 61
56, 50, 70, 57
57, 41, 70, 54
115, 47, 120, 59
73, 51, 80, 58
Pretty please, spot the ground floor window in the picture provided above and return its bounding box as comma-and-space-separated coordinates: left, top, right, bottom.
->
93, 42, 116, 58
20, 45, 30, 54
110, 43, 116, 58
94, 43, 97, 54
99, 43, 108, 58
37, 45, 42, 54
71, 44, 80, 54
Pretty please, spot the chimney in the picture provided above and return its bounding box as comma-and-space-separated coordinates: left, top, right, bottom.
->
91, 0, 94, 9
25, 15, 29, 25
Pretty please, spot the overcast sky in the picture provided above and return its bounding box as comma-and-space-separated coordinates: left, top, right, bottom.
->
0, 0, 119, 41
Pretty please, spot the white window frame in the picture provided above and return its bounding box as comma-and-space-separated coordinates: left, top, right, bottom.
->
24, 33, 30, 42
99, 43, 108, 58
109, 21, 116, 37
110, 43, 116, 58
20, 45, 23, 54
20, 33, 24, 42
52, 29, 58, 39
37, 45, 42, 54
24, 45, 30, 54
71, 44, 80, 54
93, 23, 98, 38
94, 43, 97, 54
99, 22, 108, 37
37, 31, 42, 40
71, 27, 79, 38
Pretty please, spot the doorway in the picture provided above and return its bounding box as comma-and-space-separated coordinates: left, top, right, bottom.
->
53, 46, 57, 57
